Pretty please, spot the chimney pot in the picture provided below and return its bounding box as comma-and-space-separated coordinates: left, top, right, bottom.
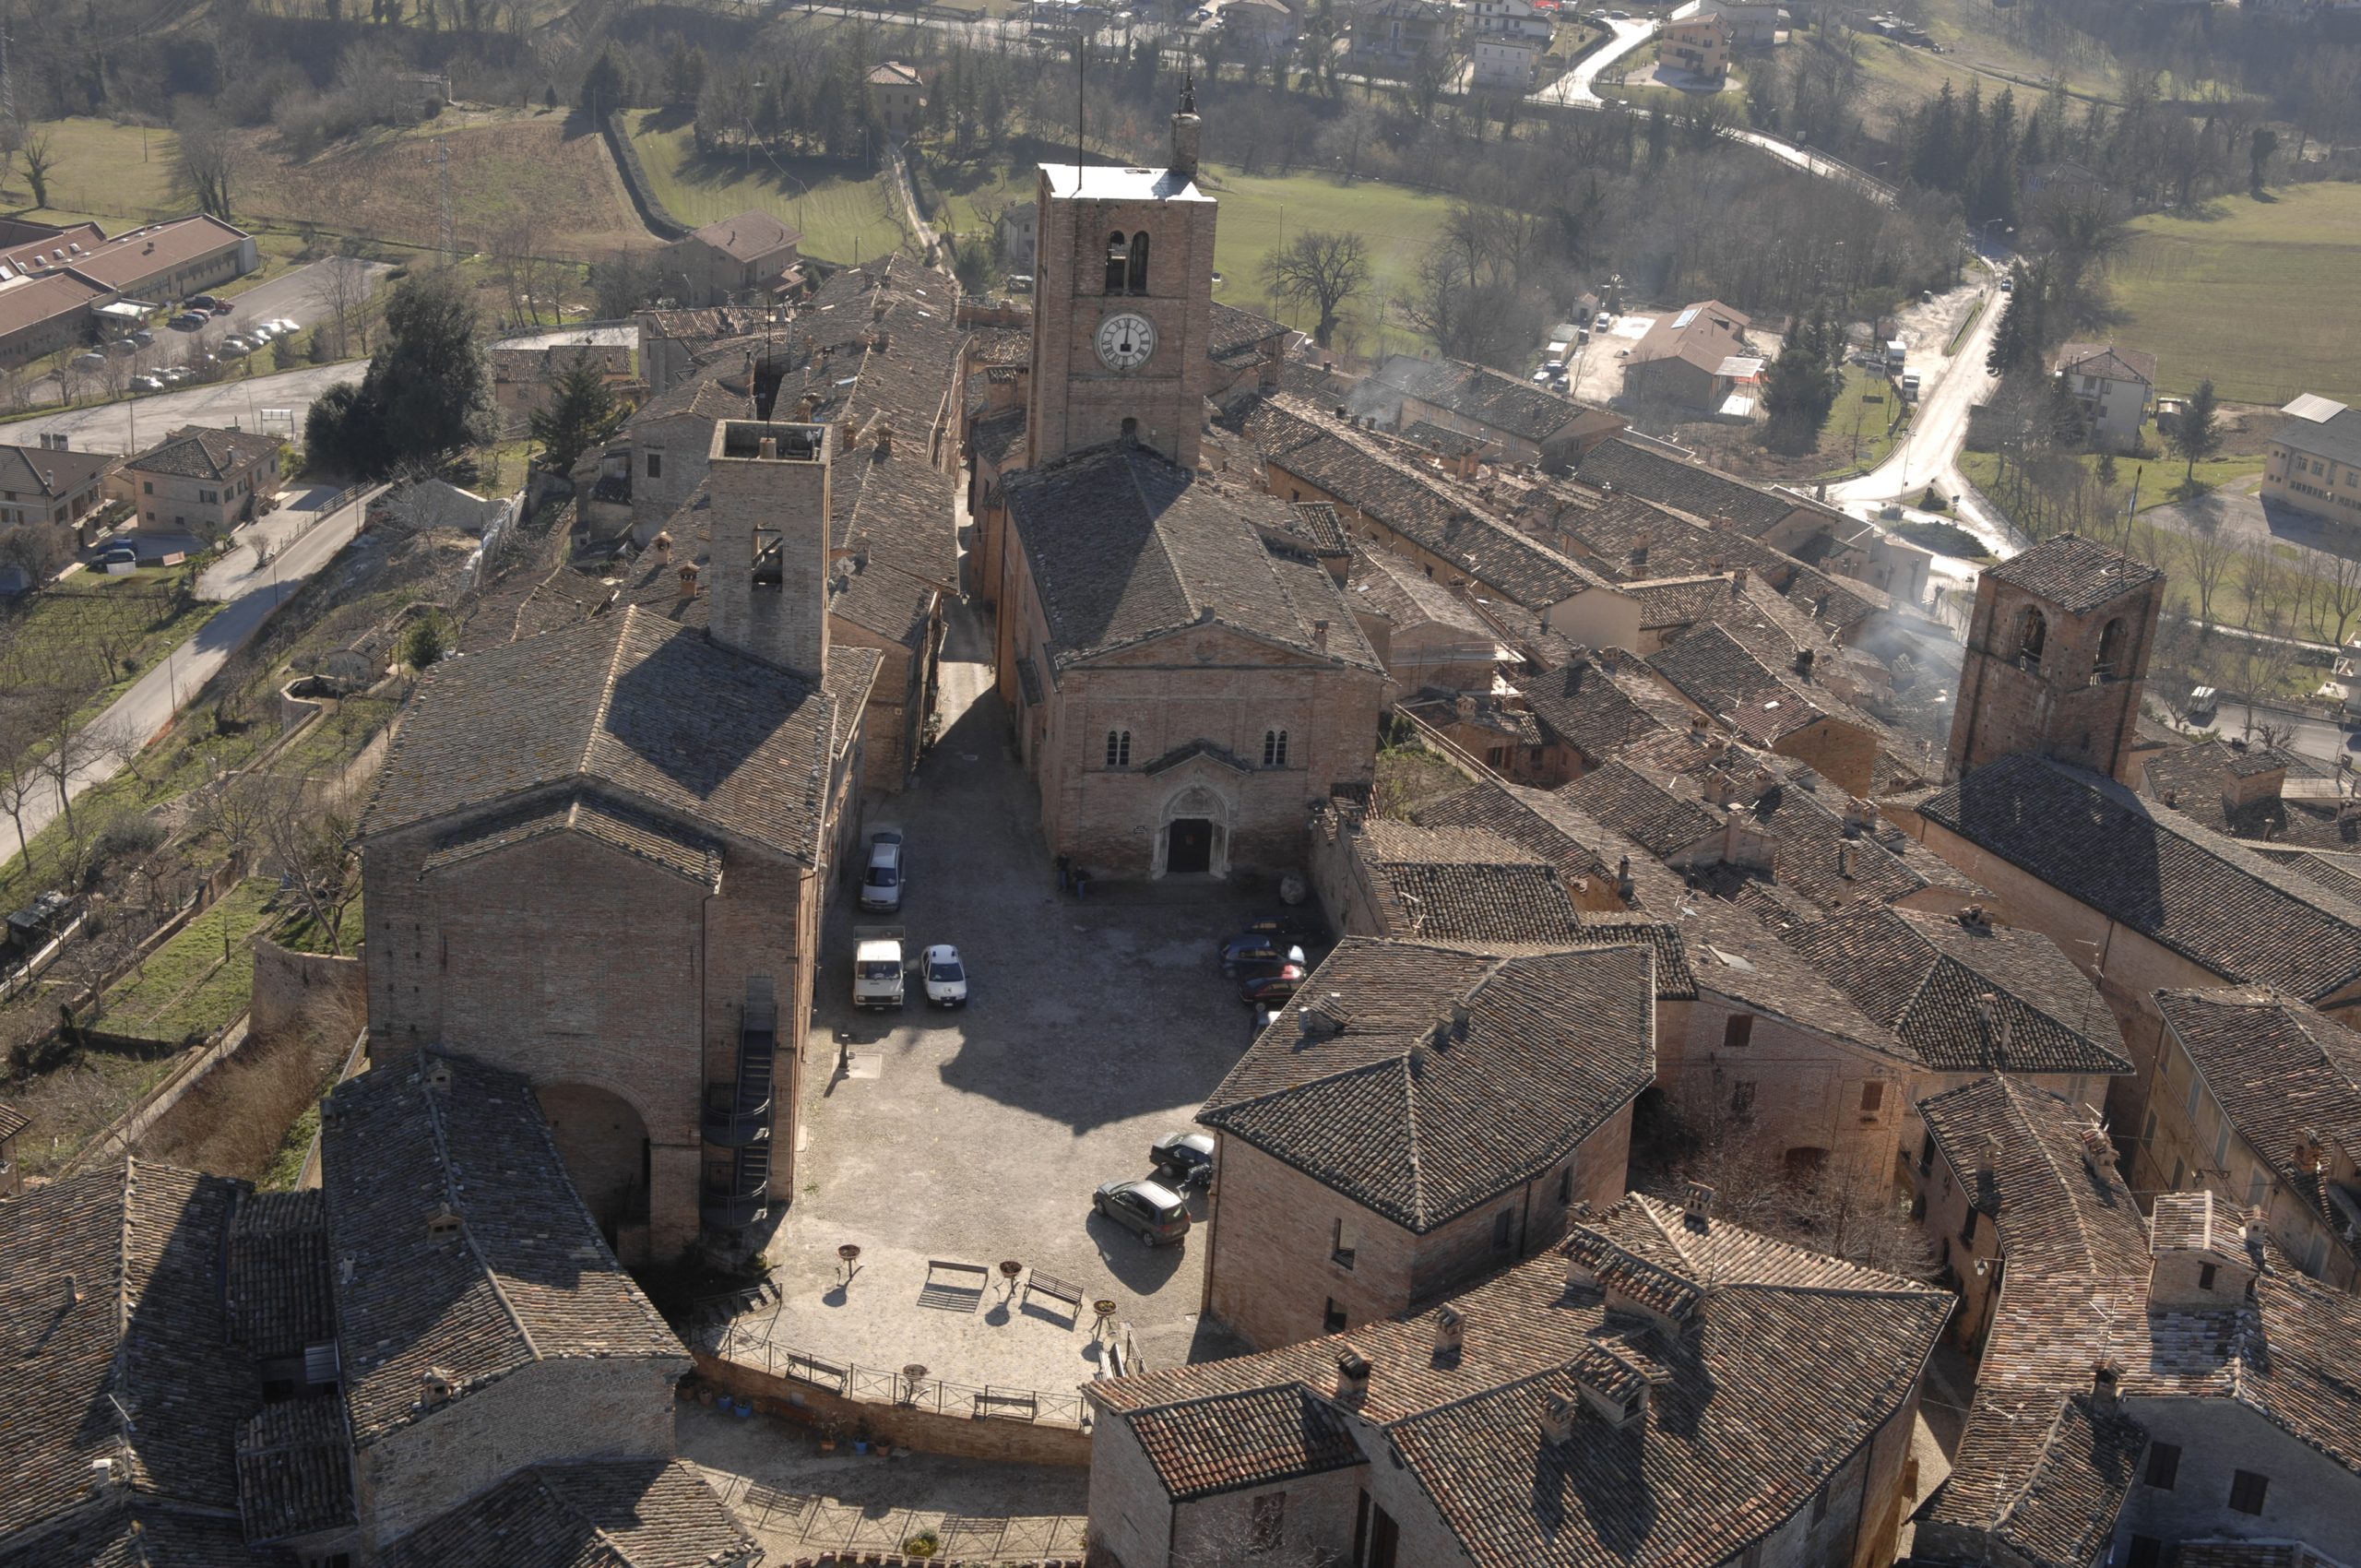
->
1335, 1348, 1372, 1400
1312, 618, 1330, 650
1434, 1306, 1465, 1359
1682, 1182, 1715, 1227
1539, 1393, 1577, 1445
2091, 1359, 2123, 1412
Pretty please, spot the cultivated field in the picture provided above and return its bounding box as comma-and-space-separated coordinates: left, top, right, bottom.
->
2111, 184, 2361, 407
624, 110, 908, 267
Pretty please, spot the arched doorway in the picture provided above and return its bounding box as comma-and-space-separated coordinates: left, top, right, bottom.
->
1156, 783, 1233, 879
537, 1082, 650, 1246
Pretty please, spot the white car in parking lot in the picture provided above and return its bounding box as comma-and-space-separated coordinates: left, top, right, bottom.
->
922, 944, 968, 1007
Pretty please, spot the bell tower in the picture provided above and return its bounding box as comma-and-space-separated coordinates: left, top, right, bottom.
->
1948, 532, 2165, 784
1025, 80, 1218, 470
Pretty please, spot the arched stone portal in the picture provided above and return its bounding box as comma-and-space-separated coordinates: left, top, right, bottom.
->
1156, 782, 1234, 878
537, 1082, 651, 1247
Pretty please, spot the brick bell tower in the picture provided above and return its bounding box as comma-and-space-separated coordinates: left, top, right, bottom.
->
1948, 532, 2165, 784
1025, 78, 1217, 470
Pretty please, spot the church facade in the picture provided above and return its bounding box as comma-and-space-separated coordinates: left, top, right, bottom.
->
988, 89, 1391, 881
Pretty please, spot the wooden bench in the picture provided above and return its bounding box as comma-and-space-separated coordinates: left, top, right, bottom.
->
1024, 1268, 1085, 1322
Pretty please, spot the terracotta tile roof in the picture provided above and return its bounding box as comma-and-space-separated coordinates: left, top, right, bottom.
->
1207, 302, 1287, 366
0, 1505, 292, 1566
0, 1100, 26, 1142
1202, 940, 1655, 1230
1124, 1385, 1364, 1501
0, 443, 118, 499
1575, 437, 1795, 537
1916, 1076, 2153, 1568
1981, 532, 2159, 614
356, 607, 836, 868
418, 789, 727, 889
0, 1162, 259, 1541
2054, 341, 2156, 386
378, 1458, 756, 1568
233, 1398, 353, 1543
2172, 1544, 2345, 1568
1346, 545, 1495, 637
1646, 624, 1841, 745
1094, 1194, 1951, 1568
1350, 820, 1584, 943
125, 425, 280, 481
1678, 902, 1905, 1058
1511, 651, 1689, 765
1782, 907, 2130, 1075
1003, 441, 1382, 675
1228, 394, 1613, 610
631, 365, 754, 428
2155, 987, 2361, 1268
2142, 740, 2355, 851
61, 214, 249, 293
322, 1052, 685, 1448
225, 1191, 334, 1360
1917, 754, 2361, 1002
1368, 353, 1607, 445
971, 405, 1026, 468
1413, 774, 1688, 914
1559, 759, 1723, 857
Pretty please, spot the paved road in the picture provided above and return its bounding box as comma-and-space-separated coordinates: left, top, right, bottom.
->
1, 484, 385, 869
6, 361, 366, 457
1535, 16, 1661, 107
1830, 267, 2007, 509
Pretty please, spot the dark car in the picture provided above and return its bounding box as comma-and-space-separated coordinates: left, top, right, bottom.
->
1239, 909, 1327, 945
1150, 1131, 1216, 1189
1239, 966, 1306, 1006
1094, 1178, 1192, 1246
1217, 934, 1307, 976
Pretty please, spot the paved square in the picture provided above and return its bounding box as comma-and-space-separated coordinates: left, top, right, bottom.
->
735, 610, 1271, 1401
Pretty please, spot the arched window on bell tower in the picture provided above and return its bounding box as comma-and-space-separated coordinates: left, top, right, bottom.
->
2015, 606, 2047, 670
1128, 231, 1151, 294
2094, 616, 2128, 681
1104, 231, 1129, 294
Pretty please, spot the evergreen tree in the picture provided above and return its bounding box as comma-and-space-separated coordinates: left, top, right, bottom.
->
304, 269, 493, 477
529, 354, 624, 476
1986, 265, 2032, 380
2173, 379, 2222, 486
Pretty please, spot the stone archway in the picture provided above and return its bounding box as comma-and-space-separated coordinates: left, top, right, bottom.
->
537, 1081, 651, 1246
1155, 782, 1234, 879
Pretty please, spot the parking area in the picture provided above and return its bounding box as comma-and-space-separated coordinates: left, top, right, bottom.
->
726, 604, 1279, 1397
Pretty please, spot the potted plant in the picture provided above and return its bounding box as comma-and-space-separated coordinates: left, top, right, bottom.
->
903, 1529, 941, 1558
818, 1420, 838, 1454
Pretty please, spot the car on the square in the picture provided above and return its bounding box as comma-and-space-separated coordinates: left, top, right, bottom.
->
922, 944, 967, 1006
860, 830, 906, 913
1150, 1131, 1216, 1189
1217, 933, 1306, 976
1241, 909, 1325, 943
853, 932, 907, 1010
1239, 965, 1306, 1006
97, 541, 139, 567
1093, 1177, 1192, 1246
171, 312, 208, 330
131, 374, 164, 394
209, 300, 234, 315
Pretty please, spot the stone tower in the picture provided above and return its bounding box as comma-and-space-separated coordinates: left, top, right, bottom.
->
1025, 80, 1217, 470
705, 420, 833, 683
1948, 531, 2165, 784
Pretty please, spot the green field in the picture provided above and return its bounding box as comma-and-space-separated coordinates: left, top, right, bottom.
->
1198, 166, 1461, 354
624, 110, 908, 267
4, 117, 184, 220
100, 878, 279, 1046
2111, 185, 2361, 408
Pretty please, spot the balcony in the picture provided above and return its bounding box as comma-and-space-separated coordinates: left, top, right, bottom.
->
702, 1146, 771, 1230
701, 1011, 777, 1148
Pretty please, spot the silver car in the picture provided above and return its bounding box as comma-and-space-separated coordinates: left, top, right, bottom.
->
860, 831, 906, 913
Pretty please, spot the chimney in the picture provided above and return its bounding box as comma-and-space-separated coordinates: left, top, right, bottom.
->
2090, 1359, 2123, 1413
88, 1458, 118, 1493
1335, 1348, 1372, 1403
1794, 647, 1816, 681
2244, 1206, 2268, 1250
1616, 856, 1635, 903
2079, 1120, 2118, 1179
419, 1367, 454, 1408
423, 1056, 453, 1094
1170, 74, 1202, 180
1682, 1182, 1715, 1229
1836, 840, 1853, 880
1538, 1393, 1577, 1445
2295, 1127, 2322, 1175
1312, 618, 1330, 650
1731, 566, 1749, 594
1434, 1306, 1465, 1360
1689, 712, 1710, 742
678, 561, 700, 595
1455, 694, 1478, 722
1977, 1134, 2001, 1183
1958, 903, 1988, 932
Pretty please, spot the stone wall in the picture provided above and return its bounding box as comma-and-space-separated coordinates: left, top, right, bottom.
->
250, 934, 366, 1048
693, 1350, 1092, 1467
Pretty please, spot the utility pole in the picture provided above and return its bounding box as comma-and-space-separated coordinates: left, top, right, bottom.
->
430, 139, 455, 265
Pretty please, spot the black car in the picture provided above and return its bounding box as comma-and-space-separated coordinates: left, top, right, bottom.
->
1150, 1131, 1216, 1189
1239, 966, 1306, 1006
1217, 933, 1307, 976
1239, 909, 1328, 945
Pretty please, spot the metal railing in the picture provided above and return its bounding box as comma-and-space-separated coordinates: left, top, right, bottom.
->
696, 1316, 1089, 1430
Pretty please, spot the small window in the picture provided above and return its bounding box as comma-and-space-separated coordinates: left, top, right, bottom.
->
2247, 1167, 2269, 1208
1861, 1081, 1884, 1113
1917, 1134, 1936, 1175
1106, 729, 1131, 767
1332, 1217, 1357, 1269
2227, 1468, 2269, 1515
142, 480, 153, 494
1323, 1297, 1347, 1333
1127, 231, 1151, 293
2015, 605, 2047, 666
1104, 231, 1129, 293
1491, 1209, 1514, 1253
1960, 1207, 1979, 1247
2199, 1262, 2218, 1292
1250, 1491, 1286, 1550
2172, 1158, 2185, 1191
2213, 1119, 2232, 1169
2144, 1442, 2180, 1491
1729, 1080, 1755, 1117
647, 451, 662, 480
1723, 1014, 1753, 1050
1264, 729, 1289, 767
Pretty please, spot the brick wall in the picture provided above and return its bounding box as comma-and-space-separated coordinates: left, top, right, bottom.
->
358, 1354, 685, 1546
694, 1351, 1091, 1467
1668, 992, 1904, 1178
249, 934, 365, 1048
1949, 568, 2164, 786
1774, 717, 1880, 799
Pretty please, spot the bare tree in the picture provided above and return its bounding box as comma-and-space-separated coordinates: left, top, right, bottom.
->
29, 689, 107, 845
0, 702, 46, 869
19, 128, 57, 210
172, 103, 242, 220
1261, 230, 1370, 350
2308, 545, 2361, 651
2172, 512, 2234, 630
312, 249, 374, 360
256, 780, 359, 956
2237, 531, 2283, 631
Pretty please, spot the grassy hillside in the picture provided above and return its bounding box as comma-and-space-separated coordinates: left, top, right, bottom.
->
2110, 184, 2361, 407
1199, 166, 1456, 355
623, 109, 908, 267
4, 117, 184, 219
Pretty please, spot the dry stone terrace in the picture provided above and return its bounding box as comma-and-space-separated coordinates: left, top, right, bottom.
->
709, 612, 1264, 1398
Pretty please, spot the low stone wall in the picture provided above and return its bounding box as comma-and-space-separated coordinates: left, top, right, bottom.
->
602, 111, 693, 240
250, 935, 366, 1047
692, 1350, 1092, 1467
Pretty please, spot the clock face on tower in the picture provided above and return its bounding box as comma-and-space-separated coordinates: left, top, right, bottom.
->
1097, 312, 1157, 371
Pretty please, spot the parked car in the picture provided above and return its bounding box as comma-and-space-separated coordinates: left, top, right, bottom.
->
187, 294, 219, 311
209, 300, 234, 315
131, 328, 154, 348
1531, 366, 1552, 384
171, 312, 208, 330
160, 366, 191, 385
860, 830, 906, 913
1217, 933, 1307, 976
220, 336, 255, 355
1595, 311, 1612, 328
131, 375, 164, 394
269, 318, 302, 339
853, 931, 907, 1010
1093, 1178, 1192, 1247
1150, 1131, 1216, 1190
922, 944, 968, 1007
1238, 910, 1327, 944
2187, 685, 2220, 721
1998, 276, 2014, 292
1239, 965, 1307, 1007
97, 541, 139, 566
70, 352, 105, 372
1544, 358, 1567, 375
106, 338, 136, 357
